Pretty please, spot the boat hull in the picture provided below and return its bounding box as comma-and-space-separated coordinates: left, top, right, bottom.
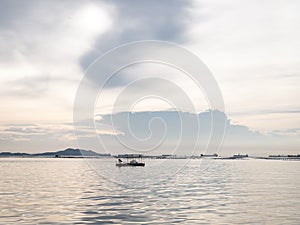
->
116, 162, 145, 167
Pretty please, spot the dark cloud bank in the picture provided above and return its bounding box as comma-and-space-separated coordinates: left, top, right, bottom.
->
1, 110, 298, 155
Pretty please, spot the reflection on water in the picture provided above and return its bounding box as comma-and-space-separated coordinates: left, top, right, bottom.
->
0, 158, 299, 224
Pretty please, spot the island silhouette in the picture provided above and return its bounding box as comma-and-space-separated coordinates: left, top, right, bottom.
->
0, 148, 111, 158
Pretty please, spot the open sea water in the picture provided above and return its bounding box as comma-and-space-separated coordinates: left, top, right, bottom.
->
0, 158, 299, 224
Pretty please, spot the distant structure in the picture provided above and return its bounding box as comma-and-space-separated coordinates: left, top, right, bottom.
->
117, 154, 143, 158
200, 153, 218, 157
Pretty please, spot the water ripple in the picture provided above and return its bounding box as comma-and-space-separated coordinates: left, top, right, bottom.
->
0, 158, 299, 224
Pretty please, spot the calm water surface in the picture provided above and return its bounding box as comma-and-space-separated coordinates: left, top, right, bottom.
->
0, 158, 299, 224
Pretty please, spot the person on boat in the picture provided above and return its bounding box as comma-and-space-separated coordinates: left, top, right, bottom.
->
130, 159, 137, 164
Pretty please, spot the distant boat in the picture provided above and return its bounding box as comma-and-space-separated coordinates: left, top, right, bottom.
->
116, 158, 145, 167
232, 154, 248, 159
200, 153, 218, 158
217, 154, 249, 160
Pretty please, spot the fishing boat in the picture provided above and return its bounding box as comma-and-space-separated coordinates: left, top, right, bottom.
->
116, 158, 145, 167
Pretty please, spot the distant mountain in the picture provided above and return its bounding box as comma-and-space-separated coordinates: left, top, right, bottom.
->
0, 152, 31, 157
0, 148, 111, 158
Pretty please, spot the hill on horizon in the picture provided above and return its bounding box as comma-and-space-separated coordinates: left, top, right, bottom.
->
0, 148, 111, 158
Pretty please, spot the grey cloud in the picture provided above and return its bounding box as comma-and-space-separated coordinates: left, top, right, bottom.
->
111, 0, 190, 41
0, 0, 32, 29
80, 0, 192, 69
94, 110, 256, 155
0, 0, 195, 91
1, 110, 299, 154
95, 110, 299, 155
0, 0, 84, 29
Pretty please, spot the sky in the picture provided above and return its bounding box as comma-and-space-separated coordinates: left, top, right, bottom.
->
0, 0, 299, 155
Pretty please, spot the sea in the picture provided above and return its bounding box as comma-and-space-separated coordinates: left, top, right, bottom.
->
0, 158, 299, 224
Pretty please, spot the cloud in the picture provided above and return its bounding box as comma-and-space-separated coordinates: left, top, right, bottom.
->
1, 75, 79, 98
93, 110, 299, 155
1, 75, 50, 98
0, 123, 76, 152
1, 110, 298, 155
185, 0, 300, 131
0, 0, 299, 154
79, 0, 192, 68
0, 0, 113, 87
270, 128, 300, 138
91, 62, 209, 115
0, 0, 114, 121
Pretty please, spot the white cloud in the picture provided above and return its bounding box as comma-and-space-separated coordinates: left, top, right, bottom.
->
0, 1, 114, 122
95, 63, 209, 115
184, 0, 300, 131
